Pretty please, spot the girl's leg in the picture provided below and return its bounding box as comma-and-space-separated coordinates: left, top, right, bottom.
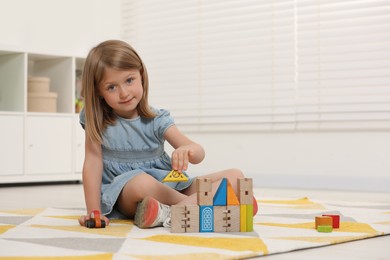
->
117, 173, 187, 218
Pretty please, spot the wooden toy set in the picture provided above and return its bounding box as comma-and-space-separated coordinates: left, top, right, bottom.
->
315, 214, 340, 233
171, 177, 254, 233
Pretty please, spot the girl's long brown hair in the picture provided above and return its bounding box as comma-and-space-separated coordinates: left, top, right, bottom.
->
81, 40, 155, 144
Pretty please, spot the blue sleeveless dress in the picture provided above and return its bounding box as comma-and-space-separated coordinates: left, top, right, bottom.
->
79, 108, 194, 217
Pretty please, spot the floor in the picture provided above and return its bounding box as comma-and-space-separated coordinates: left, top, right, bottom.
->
0, 183, 389, 259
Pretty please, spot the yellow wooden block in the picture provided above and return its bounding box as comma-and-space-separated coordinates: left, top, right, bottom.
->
240, 205, 247, 232
162, 170, 188, 182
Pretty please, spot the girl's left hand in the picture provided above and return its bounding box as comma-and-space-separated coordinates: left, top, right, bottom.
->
171, 145, 194, 172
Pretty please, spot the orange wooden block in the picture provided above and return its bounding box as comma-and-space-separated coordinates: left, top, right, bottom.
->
315, 216, 333, 229
227, 179, 240, 205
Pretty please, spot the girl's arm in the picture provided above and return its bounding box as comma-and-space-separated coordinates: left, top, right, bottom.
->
164, 125, 205, 172
79, 133, 109, 226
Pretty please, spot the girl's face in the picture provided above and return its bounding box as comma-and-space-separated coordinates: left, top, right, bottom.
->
99, 68, 143, 119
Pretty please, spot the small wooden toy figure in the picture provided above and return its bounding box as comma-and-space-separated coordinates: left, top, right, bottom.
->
85, 210, 106, 228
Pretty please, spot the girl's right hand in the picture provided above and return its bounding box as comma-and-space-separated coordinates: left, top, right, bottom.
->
78, 215, 90, 226
78, 214, 110, 227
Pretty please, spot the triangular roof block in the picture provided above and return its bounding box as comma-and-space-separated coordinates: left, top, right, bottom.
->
227, 179, 240, 205
162, 170, 189, 182
213, 178, 227, 206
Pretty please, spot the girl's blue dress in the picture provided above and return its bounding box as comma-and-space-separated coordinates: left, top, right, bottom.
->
80, 108, 194, 217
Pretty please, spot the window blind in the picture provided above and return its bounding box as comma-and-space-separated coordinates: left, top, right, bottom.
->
296, 0, 390, 130
121, 0, 390, 132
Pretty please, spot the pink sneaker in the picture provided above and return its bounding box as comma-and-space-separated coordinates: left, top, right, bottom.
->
134, 196, 171, 228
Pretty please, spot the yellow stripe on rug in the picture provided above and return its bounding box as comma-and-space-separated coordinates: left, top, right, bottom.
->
273, 233, 377, 244
0, 208, 45, 216
140, 235, 268, 253
0, 225, 15, 235
259, 198, 326, 209
128, 252, 260, 260
257, 221, 379, 234
30, 224, 132, 237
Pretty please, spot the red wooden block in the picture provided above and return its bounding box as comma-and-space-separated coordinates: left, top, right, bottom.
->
322, 214, 340, 228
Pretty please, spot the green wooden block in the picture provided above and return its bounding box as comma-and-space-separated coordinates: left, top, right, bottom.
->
246, 204, 253, 232
317, 225, 333, 233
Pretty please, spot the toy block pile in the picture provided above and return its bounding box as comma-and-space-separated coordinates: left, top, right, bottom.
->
171, 177, 254, 233
315, 214, 340, 233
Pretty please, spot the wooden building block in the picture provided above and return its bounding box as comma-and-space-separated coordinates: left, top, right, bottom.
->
197, 178, 212, 192
227, 179, 240, 205
322, 214, 340, 228
227, 206, 240, 232
317, 225, 333, 233
200, 205, 214, 232
246, 204, 253, 232
214, 206, 240, 232
315, 216, 333, 229
238, 178, 253, 204
240, 205, 247, 232
213, 178, 227, 206
162, 170, 188, 182
171, 205, 200, 233
197, 178, 213, 206
214, 206, 226, 232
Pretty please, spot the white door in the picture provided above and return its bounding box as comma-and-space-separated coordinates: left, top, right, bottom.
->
26, 116, 72, 175
0, 115, 24, 176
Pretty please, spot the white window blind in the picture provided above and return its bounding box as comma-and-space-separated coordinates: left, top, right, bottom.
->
121, 0, 390, 132
296, 0, 390, 130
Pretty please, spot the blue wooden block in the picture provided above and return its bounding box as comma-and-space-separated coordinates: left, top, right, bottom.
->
213, 178, 227, 206
199, 205, 214, 232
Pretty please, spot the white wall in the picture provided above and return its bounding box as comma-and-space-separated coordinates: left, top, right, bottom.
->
1, 0, 389, 192
172, 131, 390, 192
0, 0, 121, 56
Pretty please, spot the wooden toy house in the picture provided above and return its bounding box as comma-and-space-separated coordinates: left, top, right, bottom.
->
171, 177, 254, 233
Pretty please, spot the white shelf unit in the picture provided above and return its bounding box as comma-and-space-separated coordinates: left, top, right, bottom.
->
0, 49, 85, 184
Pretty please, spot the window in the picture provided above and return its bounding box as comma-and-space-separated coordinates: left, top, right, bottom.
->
122, 0, 390, 132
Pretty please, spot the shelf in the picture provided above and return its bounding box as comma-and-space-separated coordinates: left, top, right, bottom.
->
0, 48, 85, 184
0, 51, 25, 112
28, 53, 73, 113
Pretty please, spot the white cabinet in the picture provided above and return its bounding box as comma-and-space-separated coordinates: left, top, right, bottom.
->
26, 116, 73, 175
0, 49, 85, 183
0, 115, 24, 176
74, 115, 85, 173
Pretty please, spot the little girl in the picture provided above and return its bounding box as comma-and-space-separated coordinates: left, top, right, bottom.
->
78, 39, 257, 228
